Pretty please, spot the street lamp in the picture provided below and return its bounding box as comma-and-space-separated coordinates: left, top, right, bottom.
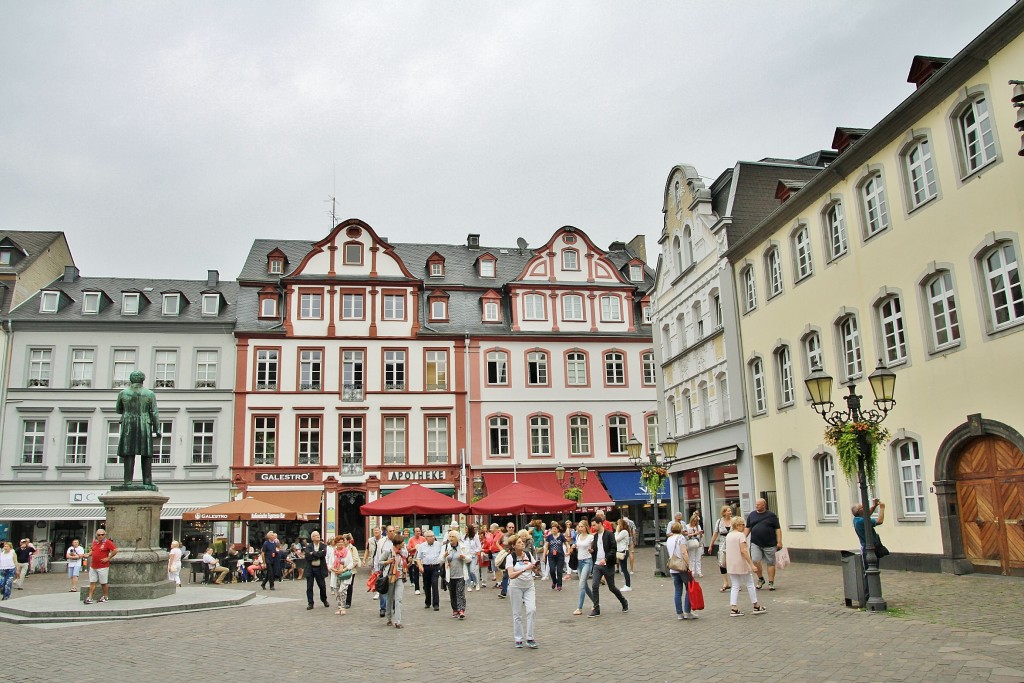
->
625, 434, 679, 549
804, 359, 896, 612
554, 464, 589, 490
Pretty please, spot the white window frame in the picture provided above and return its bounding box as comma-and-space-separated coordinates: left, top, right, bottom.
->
601, 296, 622, 322
824, 201, 848, 261
529, 415, 551, 456
153, 420, 172, 464
523, 294, 546, 320
488, 415, 510, 456
642, 352, 656, 385
817, 453, 840, 521
861, 173, 890, 238
21, 419, 45, 464
526, 351, 548, 386
201, 293, 219, 316
479, 259, 496, 278
604, 351, 625, 385
838, 316, 863, 380
192, 420, 214, 464
430, 299, 447, 320
65, 420, 89, 465
981, 242, 1024, 331
342, 350, 364, 400
260, 297, 277, 317
342, 293, 364, 319
112, 349, 135, 388
425, 350, 447, 391
958, 96, 996, 175
793, 225, 813, 281
383, 350, 406, 391
877, 296, 908, 366
562, 295, 584, 321
122, 292, 140, 315
766, 247, 783, 297
742, 267, 757, 312
106, 420, 120, 464
340, 417, 363, 474
569, 415, 591, 456
299, 292, 322, 319
486, 350, 508, 385
162, 293, 180, 316
154, 349, 177, 388
629, 264, 643, 282
253, 416, 276, 465
82, 291, 101, 314
750, 358, 766, 415
904, 137, 937, 209
607, 415, 628, 454
483, 301, 500, 322
28, 348, 52, 387
70, 348, 95, 388
382, 294, 405, 321
40, 291, 59, 313
426, 416, 449, 464
255, 349, 278, 390
297, 416, 321, 465
299, 349, 322, 391
895, 439, 927, 518
195, 350, 218, 389
925, 271, 961, 351
566, 351, 587, 386
562, 249, 579, 271
776, 346, 794, 407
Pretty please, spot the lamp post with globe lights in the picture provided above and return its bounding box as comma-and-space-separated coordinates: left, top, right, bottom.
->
625, 434, 679, 553
804, 359, 896, 612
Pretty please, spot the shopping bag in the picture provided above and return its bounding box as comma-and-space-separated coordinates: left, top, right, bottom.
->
366, 571, 379, 592
688, 579, 705, 611
776, 547, 791, 570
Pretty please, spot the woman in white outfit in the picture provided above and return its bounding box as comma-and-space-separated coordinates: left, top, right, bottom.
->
724, 517, 767, 617
505, 535, 540, 649
167, 540, 182, 587
684, 511, 704, 578
463, 525, 482, 590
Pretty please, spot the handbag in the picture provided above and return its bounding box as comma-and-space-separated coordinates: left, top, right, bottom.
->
686, 538, 700, 551
568, 548, 578, 571
717, 547, 726, 569
615, 551, 626, 561
667, 538, 689, 572
338, 569, 353, 582
366, 571, 380, 593
374, 571, 390, 594
687, 579, 705, 611
873, 539, 890, 559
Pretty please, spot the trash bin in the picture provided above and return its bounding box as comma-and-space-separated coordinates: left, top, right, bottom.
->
655, 542, 668, 576
840, 549, 866, 608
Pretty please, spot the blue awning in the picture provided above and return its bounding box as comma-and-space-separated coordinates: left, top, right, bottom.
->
598, 470, 667, 503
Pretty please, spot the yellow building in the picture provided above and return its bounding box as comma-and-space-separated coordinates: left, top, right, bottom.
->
727, 3, 1024, 574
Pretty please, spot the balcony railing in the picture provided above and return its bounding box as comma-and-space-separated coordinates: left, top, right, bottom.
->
195, 380, 216, 389
28, 379, 50, 387
255, 382, 277, 391
154, 379, 175, 388
341, 384, 363, 401
299, 382, 322, 391
384, 382, 405, 391
70, 379, 92, 388
341, 459, 363, 475
426, 382, 448, 391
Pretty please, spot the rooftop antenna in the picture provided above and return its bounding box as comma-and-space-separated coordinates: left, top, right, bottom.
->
325, 163, 338, 227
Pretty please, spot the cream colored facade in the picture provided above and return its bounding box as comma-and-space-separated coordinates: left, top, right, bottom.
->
728, 5, 1024, 572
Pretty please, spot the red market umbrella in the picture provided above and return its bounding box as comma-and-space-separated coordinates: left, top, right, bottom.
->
181, 496, 310, 522
470, 481, 578, 515
359, 483, 470, 515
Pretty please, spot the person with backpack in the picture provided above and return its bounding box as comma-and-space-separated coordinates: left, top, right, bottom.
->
504, 535, 540, 649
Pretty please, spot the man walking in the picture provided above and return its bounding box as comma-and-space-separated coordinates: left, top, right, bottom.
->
13, 538, 35, 590
304, 531, 330, 610
260, 531, 280, 590
416, 530, 442, 611
84, 529, 117, 604
746, 498, 782, 591
588, 521, 628, 617
407, 527, 426, 595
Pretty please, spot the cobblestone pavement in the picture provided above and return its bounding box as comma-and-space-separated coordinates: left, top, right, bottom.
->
4, 551, 1023, 682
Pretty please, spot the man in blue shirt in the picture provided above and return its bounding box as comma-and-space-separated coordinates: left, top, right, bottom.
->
853, 499, 885, 599
260, 531, 280, 590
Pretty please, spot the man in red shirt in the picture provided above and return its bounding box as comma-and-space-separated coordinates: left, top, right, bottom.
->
406, 527, 427, 596
84, 529, 118, 604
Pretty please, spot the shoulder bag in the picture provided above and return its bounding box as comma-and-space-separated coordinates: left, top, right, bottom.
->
667, 537, 689, 572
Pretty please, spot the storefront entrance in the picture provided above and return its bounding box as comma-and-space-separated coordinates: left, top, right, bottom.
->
337, 491, 366, 549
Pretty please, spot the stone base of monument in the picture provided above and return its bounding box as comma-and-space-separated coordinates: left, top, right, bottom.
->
88, 489, 175, 601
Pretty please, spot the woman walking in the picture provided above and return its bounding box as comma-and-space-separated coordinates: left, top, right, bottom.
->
666, 522, 695, 620
505, 535, 540, 649
615, 518, 632, 591
464, 524, 482, 591
707, 505, 735, 592
0, 542, 16, 600
330, 535, 355, 614
685, 511, 704, 578
543, 522, 566, 591
167, 540, 182, 587
382, 535, 409, 628
67, 538, 86, 592
725, 517, 767, 617
571, 519, 595, 615
444, 530, 471, 619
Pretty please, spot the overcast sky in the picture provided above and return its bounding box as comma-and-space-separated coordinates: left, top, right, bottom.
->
0, 1, 1010, 280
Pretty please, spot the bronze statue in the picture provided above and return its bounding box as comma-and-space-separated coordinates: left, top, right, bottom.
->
115, 370, 160, 489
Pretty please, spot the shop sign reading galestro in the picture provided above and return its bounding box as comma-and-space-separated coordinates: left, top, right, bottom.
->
387, 470, 447, 482
257, 472, 315, 482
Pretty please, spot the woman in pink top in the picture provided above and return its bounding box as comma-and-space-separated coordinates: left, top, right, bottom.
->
724, 517, 767, 617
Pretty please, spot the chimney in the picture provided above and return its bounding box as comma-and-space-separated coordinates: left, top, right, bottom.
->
207, 270, 219, 287
62, 265, 79, 283
627, 235, 648, 263
467, 234, 480, 249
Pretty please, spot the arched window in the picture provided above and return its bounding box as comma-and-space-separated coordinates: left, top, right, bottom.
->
748, 359, 766, 415
683, 226, 694, 268
956, 95, 996, 175
979, 241, 1023, 331
774, 345, 794, 407
859, 171, 890, 238
901, 135, 938, 209
875, 294, 908, 365
765, 246, 783, 297
836, 314, 863, 380
528, 415, 552, 457
815, 452, 840, 521
822, 200, 848, 261
792, 224, 813, 281
893, 438, 926, 519
922, 270, 961, 351
783, 452, 808, 528
666, 396, 678, 436
488, 415, 510, 456
569, 415, 591, 456
673, 236, 683, 275
741, 266, 757, 313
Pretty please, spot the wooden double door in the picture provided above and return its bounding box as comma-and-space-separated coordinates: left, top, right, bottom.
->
956, 436, 1024, 575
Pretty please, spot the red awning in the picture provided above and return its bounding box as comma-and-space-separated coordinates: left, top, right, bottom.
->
481, 471, 614, 509
248, 490, 322, 519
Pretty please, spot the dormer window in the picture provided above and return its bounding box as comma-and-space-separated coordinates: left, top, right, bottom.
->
40, 291, 60, 313
0, 250, 11, 266
260, 297, 277, 318
202, 293, 220, 316
478, 256, 496, 278
629, 264, 643, 282
343, 242, 363, 265
484, 301, 500, 321
122, 293, 140, 315
431, 299, 448, 321
162, 293, 181, 316
82, 292, 101, 314
268, 258, 284, 274
562, 249, 579, 271
430, 263, 443, 277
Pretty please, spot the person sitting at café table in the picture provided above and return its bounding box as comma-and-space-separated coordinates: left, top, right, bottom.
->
202, 548, 230, 584
247, 554, 264, 580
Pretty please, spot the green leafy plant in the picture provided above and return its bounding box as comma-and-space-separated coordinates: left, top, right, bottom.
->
471, 494, 483, 503
639, 464, 669, 499
824, 421, 890, 482
563, 487, 583, 502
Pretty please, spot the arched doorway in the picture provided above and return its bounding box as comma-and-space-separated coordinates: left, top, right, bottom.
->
337, 490, 366, 550
955, 437, 1024, 575
935, 415, 1024, 576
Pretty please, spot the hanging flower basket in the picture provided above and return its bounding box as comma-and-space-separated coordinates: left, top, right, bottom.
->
563, 487, 583, 503
639, 465, 669, 498
823, 421, 890, 483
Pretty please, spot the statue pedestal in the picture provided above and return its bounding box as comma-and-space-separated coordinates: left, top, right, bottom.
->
89, 490, 174, 601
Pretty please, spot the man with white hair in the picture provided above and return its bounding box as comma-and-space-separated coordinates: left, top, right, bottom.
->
666, 512, 684, 538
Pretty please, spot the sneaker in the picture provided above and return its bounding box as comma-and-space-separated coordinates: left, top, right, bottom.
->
573, 609, 583, 615
98, 596, 108, 603
526, 640, 538, 649
514, 641, 524, 649
768, 582, 775, 591
452, 612, 460, 618
587, 609, 600, 618
458, 611, 465, 619
372, 592, 379, 599
433, 607, 439, 611
621, 600, 629, 613
677, 613, 685, 620
424, 604, 431, 609
84, 598, 94, 605
753, 605, 768, 614
756, 577, 765, 589
621, 586, 632, 592
684, 612, 699, 619
498, 593, 507, 599
415, 590, 421, 595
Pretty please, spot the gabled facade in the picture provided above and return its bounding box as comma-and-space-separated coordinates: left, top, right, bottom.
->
0, 268, 238, 559
726, 3, 1024, 574
234, 220, 659, 547
653, 157, 828, 528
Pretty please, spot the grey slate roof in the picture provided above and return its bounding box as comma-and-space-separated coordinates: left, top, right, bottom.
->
238, 239, 317, 281
0, 231, 65, 276
725, 161, 825, 250
9, 275, 239, 326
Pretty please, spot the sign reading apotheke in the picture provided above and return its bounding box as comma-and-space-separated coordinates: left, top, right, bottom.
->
256, 472, 316, 482
387, 470, 448, 482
